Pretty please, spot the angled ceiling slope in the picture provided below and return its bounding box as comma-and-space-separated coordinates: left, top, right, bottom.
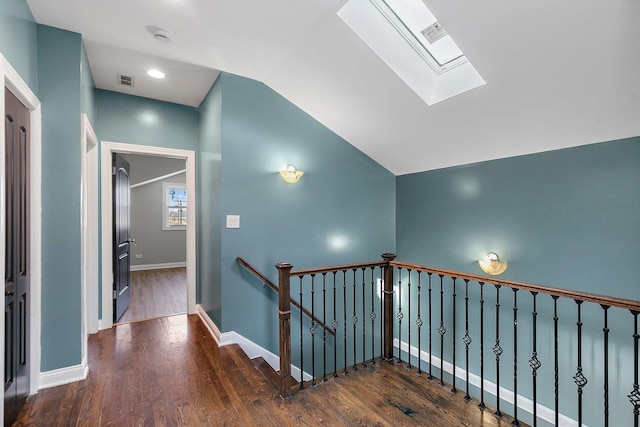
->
26, 0, 640, 175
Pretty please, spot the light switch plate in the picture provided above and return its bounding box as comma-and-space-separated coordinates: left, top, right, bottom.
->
226, 215, 240, 228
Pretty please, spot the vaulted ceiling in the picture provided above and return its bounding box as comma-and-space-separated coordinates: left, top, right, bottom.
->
26, 0, 640, 175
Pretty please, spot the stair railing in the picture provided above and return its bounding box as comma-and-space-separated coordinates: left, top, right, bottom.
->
274, 253, 640, 427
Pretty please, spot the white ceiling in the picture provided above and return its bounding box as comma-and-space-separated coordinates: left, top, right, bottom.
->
26, 0, 640, 175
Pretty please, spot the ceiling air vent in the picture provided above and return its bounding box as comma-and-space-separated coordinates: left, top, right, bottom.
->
118, 74, 135, 87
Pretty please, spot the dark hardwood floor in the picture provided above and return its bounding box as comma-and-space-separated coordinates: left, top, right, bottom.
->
14, 314, 523, 426
117, 267, 186, 324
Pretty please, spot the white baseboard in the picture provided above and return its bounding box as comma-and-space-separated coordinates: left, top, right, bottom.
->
130, 262, 186, 272
39, 358, 88, 390
196, 305, 311, 381
394, 339, 581, 427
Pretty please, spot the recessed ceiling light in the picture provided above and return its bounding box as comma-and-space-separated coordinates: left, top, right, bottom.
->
147, 69, 166, 79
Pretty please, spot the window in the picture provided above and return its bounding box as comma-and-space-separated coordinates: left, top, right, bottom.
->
163, 182, 187, 230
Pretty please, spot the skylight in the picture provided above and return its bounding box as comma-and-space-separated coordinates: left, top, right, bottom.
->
338, 0, 485, 105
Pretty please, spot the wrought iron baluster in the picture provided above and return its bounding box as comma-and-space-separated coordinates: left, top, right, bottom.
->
370, 267, 376, 365
352, 268, 358, 372
342, 270, 348, 375
552, 296, 559, 426
361, 268, 367, 367
332, 271, 338, 379
322, 273, 328, 382
299, 276, 305, 390
417, 272, 423, 375
380, 266, 384, 363
529, 292, 540, 427
479, 282, 485, 410
463, 279, 471, 401
602, 304, 610, 427
628, 310, 639, 427
407, 269, 412, 370
439, 274, 446, 387
573, 300, 587, 426
310, 274, 317, 386
428, 272, 433, 380
512, 288, 519, 426
493, 284, 503, 418
397, 268, 404, 365
451, 277, 457, 394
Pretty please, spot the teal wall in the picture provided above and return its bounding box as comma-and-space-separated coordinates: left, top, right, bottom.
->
197, 79, 223, 325
396, 137, 640, 296
396, 137, 640, 425
0, 0, 38, 91
81, 44, 96, 126
95, 90, 199, 151
202, 73, 396, 354
37, 25, 84, 370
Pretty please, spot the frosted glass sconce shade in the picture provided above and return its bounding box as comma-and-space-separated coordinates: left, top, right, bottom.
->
478, 252, 508, 275
280, 164, 304, 184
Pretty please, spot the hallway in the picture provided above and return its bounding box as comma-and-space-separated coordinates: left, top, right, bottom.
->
14, 314, 521, 426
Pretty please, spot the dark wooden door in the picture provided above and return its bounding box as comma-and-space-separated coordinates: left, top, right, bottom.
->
4, 88, 30, 425
112, 154, 132, 322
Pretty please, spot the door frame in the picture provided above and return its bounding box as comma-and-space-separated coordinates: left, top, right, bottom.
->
99, 141, 196, 329
1, 54, 43, 421
81, 114, 98, 354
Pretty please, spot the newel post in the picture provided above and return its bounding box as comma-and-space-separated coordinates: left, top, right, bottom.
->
381, 253, 397, 360
276, 262, 293, 397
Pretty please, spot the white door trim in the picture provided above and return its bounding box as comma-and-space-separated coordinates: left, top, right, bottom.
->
100, 141, 196, 329
1, 54, 43, 422
81, 114, 99, 355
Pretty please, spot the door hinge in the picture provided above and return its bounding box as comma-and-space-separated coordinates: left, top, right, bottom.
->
112, 290, 117, 300
112, 166, 116, 176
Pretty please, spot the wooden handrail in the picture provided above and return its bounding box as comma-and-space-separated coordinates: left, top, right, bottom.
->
289, 260, 388, 277
236, 257, 336, 336
390, 260, 640, 312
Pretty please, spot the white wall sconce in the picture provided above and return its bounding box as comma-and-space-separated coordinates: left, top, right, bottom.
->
280, 164, 304, 184
478, 252, 508, 275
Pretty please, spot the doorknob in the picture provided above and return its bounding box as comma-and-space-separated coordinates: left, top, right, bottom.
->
127, 238, 136, 245
5, 290, 15, 296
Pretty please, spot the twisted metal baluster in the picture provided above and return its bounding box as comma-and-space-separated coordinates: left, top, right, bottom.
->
573, 300, 587, 426
451, 277, 458, 394
407, 269, 412, 370
342, 270, 348, 375
479, 282, 486, 410
438, 274, 446, 387
552, 296, 559, 426
512, 288, 519, 426
416, 272, 423, 375
463, 279, 471, 401
361, 268, 367, 368
299, 276, 305, 390
322, 273, 328, 382
493, 284, 503, 418
370, 267, 376, 365
428, 272, 433, 380
628, 310, 639, 427
351, 268, 358, 372
380, 266, 384, 363
310, 274, 317, 386
602, 304, 610, 427
529, 292, 540, 427
332, 271, 338, 379
397, 268, 404, 365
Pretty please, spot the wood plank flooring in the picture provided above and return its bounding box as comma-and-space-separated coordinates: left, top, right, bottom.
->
14, 314, 524, 426
118, 267, 186, 323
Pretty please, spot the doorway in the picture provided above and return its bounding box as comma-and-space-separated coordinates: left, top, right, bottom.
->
99, 142, 196, 330
115, 153, 188, 324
